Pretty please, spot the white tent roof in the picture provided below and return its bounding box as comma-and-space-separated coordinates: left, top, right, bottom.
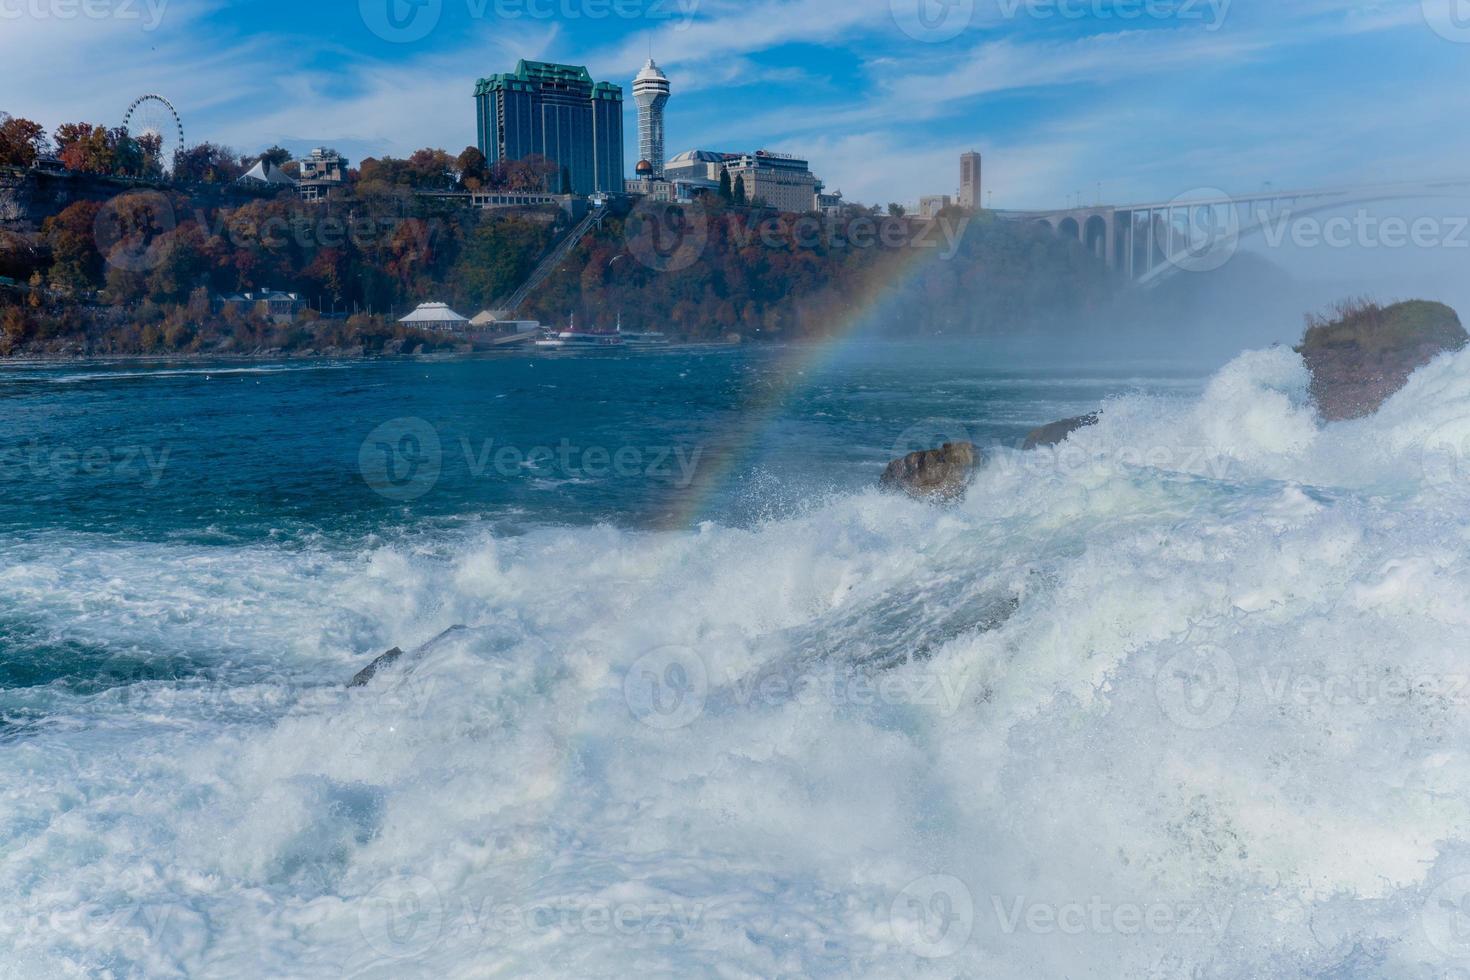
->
240, 159, 296, 186
400, 302, 469, 324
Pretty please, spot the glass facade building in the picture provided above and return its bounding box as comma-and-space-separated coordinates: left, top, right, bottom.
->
475, 61, 624, 197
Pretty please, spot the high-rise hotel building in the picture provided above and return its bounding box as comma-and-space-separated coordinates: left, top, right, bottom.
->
474, 60, 624, 197
633, 59, 670, 179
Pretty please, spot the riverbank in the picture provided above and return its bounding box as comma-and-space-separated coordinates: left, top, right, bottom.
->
0, 337, 738, 367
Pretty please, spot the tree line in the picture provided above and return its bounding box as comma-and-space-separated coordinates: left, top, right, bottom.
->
0, 114, 1119, 356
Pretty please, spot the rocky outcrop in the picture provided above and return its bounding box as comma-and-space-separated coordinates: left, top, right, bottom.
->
346, 626, 471, 688
1022, 414, 1098, 450
880, 442, 978, 501
0, 169, 29, 224
0, 167, 255, 231
348, 648, 404, 688
1297, 299, 1467, 421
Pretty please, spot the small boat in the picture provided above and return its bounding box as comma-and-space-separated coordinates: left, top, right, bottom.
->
534, 314, 624, 349
614, 313, 668, 347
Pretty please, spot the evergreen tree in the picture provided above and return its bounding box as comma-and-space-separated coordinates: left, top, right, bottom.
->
733, 175, 747, 206
718, 169, 732, 202
257, 146, 294, 168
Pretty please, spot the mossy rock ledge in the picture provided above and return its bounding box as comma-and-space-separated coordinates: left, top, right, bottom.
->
1296, 300, 1467, 421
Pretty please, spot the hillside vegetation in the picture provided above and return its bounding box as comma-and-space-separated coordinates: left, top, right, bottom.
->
0, 187, 1117, 356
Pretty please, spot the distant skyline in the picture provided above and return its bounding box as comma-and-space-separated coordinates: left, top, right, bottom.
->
3, 0, 1468, 208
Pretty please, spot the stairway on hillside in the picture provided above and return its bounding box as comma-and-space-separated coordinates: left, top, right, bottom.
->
490, 206, 602, 319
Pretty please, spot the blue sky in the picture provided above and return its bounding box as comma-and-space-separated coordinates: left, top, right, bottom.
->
3, 0, 1469, 208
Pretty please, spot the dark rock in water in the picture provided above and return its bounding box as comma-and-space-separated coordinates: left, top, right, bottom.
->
346, 626, 472, 688
1296, 299, 1467, 421
348, 648, 404, 688
1022, 414, 1099, 450
880, 442, 978, 501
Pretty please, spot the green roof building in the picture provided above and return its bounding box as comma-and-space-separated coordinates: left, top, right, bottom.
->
475, 60, 624, 197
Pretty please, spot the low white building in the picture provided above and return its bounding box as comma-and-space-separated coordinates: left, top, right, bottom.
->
919, 195, 953, 220
399, 303, 470, 333
470, 311, 539, 332
624, 176, 718, 204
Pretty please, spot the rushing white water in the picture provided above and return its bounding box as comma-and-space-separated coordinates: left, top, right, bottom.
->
8, 345, 1470, 977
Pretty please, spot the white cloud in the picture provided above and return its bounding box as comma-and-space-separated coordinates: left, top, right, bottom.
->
1, 5, 551, 157
596, 0, 887, 75
2, 0, 1464, 209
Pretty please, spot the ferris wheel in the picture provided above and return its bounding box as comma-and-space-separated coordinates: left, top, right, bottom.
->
123, 95, 184, 172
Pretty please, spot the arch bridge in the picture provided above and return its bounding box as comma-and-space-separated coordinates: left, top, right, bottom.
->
1001, 179, 1470, 287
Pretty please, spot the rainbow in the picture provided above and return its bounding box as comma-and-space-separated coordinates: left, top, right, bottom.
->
656, 238, 947, 530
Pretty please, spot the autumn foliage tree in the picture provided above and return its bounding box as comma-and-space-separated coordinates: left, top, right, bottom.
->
0, 114, 48, 167
456, 147, 488, 190
489, 154, 559, 193
173, 142, 245, 185
359, 149, 459, 191
42, 200, 105, 293
45, 122, 165, 179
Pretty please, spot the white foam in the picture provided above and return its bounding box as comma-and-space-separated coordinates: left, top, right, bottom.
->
7, 347, 1470, 975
